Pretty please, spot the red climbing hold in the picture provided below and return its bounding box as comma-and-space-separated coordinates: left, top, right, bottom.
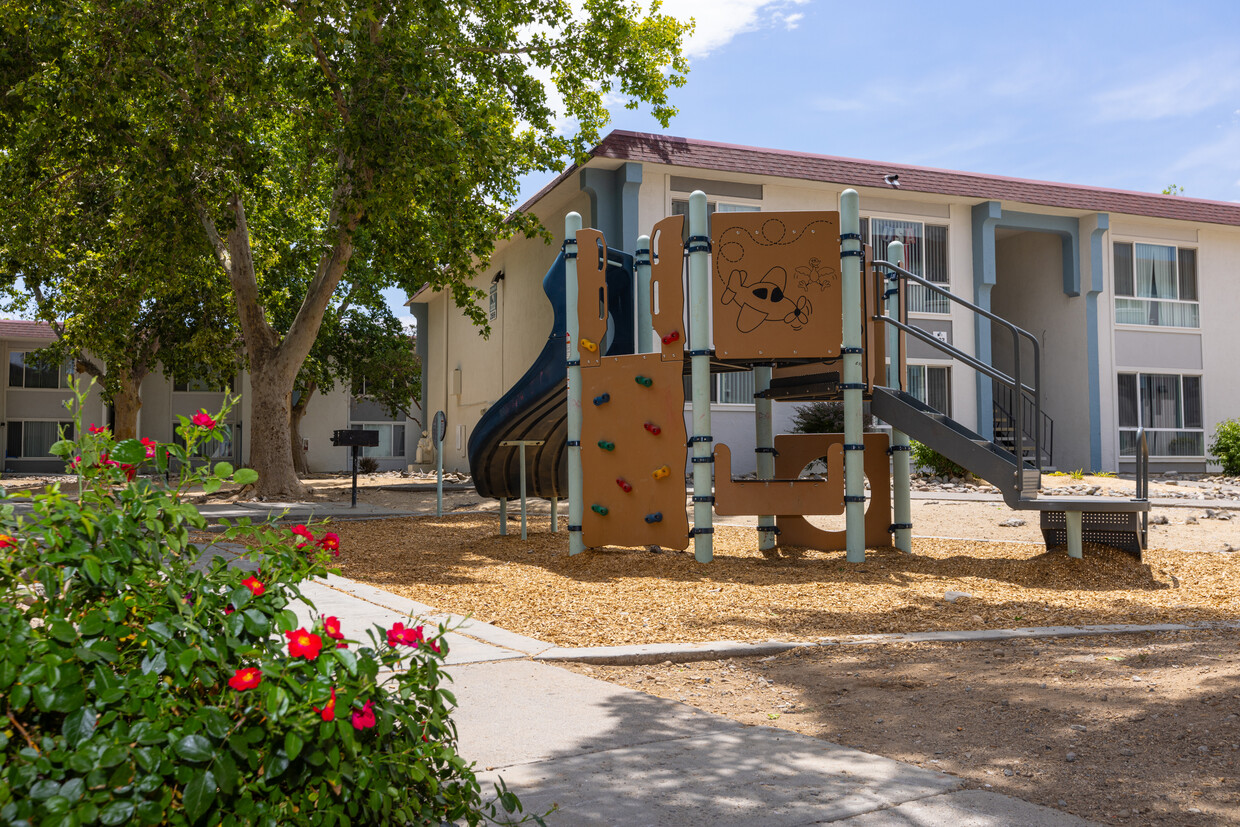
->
644, 422, 661, 435
661, 330, 680, 345
616, 478, 632, 493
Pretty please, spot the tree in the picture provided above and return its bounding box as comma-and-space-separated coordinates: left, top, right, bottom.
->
1, 0, 690, 497
0, 164, 237, 439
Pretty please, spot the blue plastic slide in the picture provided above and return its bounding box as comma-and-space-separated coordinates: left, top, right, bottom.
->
468, 248, 633, 500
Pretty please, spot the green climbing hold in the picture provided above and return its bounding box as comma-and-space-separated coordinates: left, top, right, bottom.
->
635, 375, 653, 387
591, 504, 609, 515
597, 440, 615, 451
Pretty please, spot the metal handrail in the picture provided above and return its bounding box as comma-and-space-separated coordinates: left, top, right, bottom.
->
1136, 428, 1149, 547
993, 380, 1054, 466
873, 258, 1044, 494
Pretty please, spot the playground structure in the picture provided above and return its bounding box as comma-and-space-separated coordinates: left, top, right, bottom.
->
469, 190, 1152, 563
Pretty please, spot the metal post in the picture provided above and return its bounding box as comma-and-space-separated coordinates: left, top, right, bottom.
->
351, 445, 359, 509
886, 240, 912, 554
499, 497, 507, 535
566, 213, 585, 555
435, 434, 444, 517
550, 496, 558, 532
636, 233, 653, 354
1066, 510, 1083, 559
841, 189, 865, 563
754, 365, 776, 552
518, 442, 529, 541
688, 191, 713, 563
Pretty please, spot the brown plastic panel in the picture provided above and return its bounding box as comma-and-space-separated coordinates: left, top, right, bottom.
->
581, 354, 689, 549
863, 245, 887, 391
649, 215, 685, 361
575, 228, 608, 368
713, 443, 843, 516
711, 211, 842, 360
772, 432, 892, 551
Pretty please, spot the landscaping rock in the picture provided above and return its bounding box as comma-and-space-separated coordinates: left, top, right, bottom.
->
943, 590, 972, 604
999, 518, 1026, 527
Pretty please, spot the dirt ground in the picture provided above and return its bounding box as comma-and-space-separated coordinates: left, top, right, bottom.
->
560, 631, 1240, 826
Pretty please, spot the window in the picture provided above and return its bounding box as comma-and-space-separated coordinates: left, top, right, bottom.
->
173, 376, 230, 393
862, 218, 949, 314
683, 371, 756, 405
8, 352, 72, 389
351, 422, 406, 458
6, 421, 73, 459
1117, 372, 1203, 457
671, 199, 761, 238
172, 422, 234, 459
1113, 242, 1199, 328
906, 365, 951, 416
488, 282, 498, 321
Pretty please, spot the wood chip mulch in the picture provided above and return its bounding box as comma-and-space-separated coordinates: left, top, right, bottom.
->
328, 515, 1240, 648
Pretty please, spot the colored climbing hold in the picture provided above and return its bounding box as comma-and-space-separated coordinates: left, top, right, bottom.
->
635, 375, 653, 387
652, 465, 671, 480
591, 504, 609, 516
593, 393, 611, 406
644, 422, 661, 435
616, 478, 632, 493
644, 512, 663, 523
597, 440, 615, 451
580, 338, 598, 352
661, 330, 680, 345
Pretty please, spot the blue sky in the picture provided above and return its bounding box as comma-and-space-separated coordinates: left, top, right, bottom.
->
391, 0, 1240, 324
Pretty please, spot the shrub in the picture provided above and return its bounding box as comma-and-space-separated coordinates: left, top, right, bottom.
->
358, 456, 380, 474
910, 440, 968, 478
790, 401, 844, 434
1209, 418, 1240, 475
0, 380, 535, 826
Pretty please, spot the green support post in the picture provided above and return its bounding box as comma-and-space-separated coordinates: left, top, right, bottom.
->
886, 240, 912, 553
1066, 511, 1083, 559
754, 365, 776, 552
499, 497, 507, 536
550, 497, 558, 532
841, 189, 865, 563
566, 213, 585, 555
688, 191, 713, 563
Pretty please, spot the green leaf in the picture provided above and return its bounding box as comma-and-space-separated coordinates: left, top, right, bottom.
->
174, 734, 213, 763
334, 647, 358, 677
213, 751, 238, 795
228, 586, 252, 611
176, 648, 199, 677
99, 800, 134, 826
232, 468, 258, 486
140, 650, 167, 675
49, 439, 76, 458
82, 555, 102, 584
182, 769, 216, 824
78, 610, 106, 637
241, 609, 268, 636
48, 619, 77, 643
213, 462, 234, 477
202, 478, 223, 495
284, 730, 304, 762
146, 621, 173, 642
62, 707, 96, 747
108, 438, 146, 464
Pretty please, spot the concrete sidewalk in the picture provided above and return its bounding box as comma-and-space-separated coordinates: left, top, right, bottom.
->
300, 572, 1097, 826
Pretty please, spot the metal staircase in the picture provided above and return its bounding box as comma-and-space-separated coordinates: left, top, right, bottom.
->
871, 257, 1150, 558
993, 379, 1053, 468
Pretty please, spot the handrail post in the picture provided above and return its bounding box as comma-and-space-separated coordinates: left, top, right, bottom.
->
1012, 326, 1024, 492
885, 241, 912, 553
688, 191, 714, 563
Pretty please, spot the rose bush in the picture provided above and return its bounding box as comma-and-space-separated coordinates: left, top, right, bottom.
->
0, 380, 539, 825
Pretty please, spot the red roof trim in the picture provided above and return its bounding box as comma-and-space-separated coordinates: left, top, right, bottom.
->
589, 131, 1240, 227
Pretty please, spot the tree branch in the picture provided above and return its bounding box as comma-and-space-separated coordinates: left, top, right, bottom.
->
192, 196, 232, 275
224, 194, 279, 359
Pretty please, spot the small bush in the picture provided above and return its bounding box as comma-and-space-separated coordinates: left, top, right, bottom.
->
790, 401, 844, 434
1209, 418, 1240, 475
910, 440, 968, 478
358, 456, 380, 474
0, 380, 535, 826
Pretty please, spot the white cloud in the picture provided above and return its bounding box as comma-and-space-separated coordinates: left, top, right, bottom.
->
782, 12, 804, 30
1093, 55, 1240, 122
659, 0, 810, 58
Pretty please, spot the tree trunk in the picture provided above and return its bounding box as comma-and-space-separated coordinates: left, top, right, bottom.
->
111, 374, 144, 440
247, 361, 308, 499
290, 382, 317, 475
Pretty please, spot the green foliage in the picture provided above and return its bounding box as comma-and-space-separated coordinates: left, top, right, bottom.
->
790, 402, 844, 434
1208, 418, 1240, 475
1068, 469, 1085, 481
910, 440, 968, 478
358, 456, 380, 474
0, 380, 536, 826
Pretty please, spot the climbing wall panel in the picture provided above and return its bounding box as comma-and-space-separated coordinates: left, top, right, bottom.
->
581, 355, 689, 549
711, 211, 842, 361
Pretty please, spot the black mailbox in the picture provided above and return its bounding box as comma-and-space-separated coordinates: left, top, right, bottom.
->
331, 429, 379, 448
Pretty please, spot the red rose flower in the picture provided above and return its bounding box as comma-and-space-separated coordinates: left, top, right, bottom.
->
87, 423, 109, 435
0, 535, 15, 549
141, 437, 158, 459
387, 622, 425, 647
285, 628, 323, 660
223, 604, 235, 616
312, 687, 337, 721
351, 700, 376, 731
228, 667, 262, 691
317, 532, 340, 555
323, 616, 344, 640
191, 411, 216, 430
241, 576, 265, 596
